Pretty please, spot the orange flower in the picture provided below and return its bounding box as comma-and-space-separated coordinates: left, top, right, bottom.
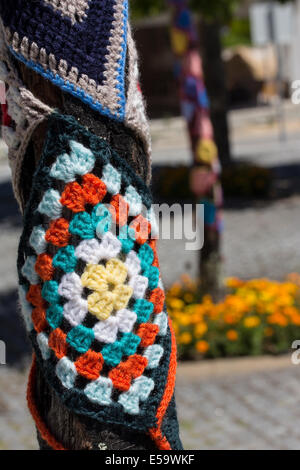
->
226, 277, 244, 289
291, 314, 300, 326
226, 330, 238, 341
194, 322, 208, 338
179, 332, 192, 345
196, 340, 210, 354
224, 313, 238, 325
168, 274, 300, 357
267, 313, 288, 327
184, 293, 194, 303
244, 316, 261, 328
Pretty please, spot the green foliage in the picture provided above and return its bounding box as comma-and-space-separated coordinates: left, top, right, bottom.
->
130, 0, 294, 23
130, 0, 166, 20
222, 18, 251, 48
130, 0, 240, 23
189, 0, 240, 23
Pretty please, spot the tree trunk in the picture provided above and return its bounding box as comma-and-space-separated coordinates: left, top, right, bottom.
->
199, 19, 232, 169
18, 63, 156, 451
201, 225, 223, 301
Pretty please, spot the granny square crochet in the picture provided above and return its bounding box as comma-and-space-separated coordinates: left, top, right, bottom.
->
17, 113, 181, 449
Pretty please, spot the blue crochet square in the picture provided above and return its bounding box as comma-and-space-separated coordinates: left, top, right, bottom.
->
67, 325, 94, 354
69, 212, 95, 239
46, 304, 63, 329
53, 246, 77, 273
143, 265, 159, 290
120, 333, 141, 356
133, 299, 154, 323
42, 281, 60, 304
102, 342, 124, 367
138, 243, 154, 271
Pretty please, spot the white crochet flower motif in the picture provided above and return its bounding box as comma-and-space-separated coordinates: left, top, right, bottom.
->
58, 233, 149, 343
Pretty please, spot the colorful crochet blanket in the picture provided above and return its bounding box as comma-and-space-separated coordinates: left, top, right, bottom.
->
18, 113, 182, 450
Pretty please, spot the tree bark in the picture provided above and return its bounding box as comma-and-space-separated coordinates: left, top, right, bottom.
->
17, 63, 156, 451
201, 225, 223, 301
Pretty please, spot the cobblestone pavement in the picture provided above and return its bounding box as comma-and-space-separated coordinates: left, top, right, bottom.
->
2, 356, 300, 450
159, 196, 300, 284
177, 356, 300, 450
0, 365, 37, 450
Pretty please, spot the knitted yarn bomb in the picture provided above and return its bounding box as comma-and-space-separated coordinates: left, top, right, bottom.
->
0, 0, 151, 165
18, 114, 181, 450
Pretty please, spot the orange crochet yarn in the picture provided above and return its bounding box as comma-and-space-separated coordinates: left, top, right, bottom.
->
149, 287, 165, 314
110, 194, 129, 226
26, 284, 44, 308
109, 354, 148, 391
137, 323, 159, 348
149, 239, 160, 268
32, 306, 47, 333
45, 218, 70, 247
75, 350, 104, 380
48, 328, 67, 360
81, 174, 107, 205
131, 215, 151, 245
35, 253, 54, 281
149, 318, 178, 450
60, 182, 86, 213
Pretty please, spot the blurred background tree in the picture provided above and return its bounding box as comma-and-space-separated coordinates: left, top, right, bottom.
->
130, 0, 293, 299
131, 0, 293, 167
130, 0, 242, 169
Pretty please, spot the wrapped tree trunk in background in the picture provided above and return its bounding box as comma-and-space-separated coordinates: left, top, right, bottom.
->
199, 19, 232, 170
168, 0, 223, 298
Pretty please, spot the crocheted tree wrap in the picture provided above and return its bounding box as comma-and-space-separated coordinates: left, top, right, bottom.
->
0, 0, 151, 160
17, 113, 182, 450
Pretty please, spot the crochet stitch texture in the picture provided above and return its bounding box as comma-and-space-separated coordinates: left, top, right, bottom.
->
2, 0, 127, 118
0, 0, 151, 180
0, 24, 53, 208
18, 113, 182, 450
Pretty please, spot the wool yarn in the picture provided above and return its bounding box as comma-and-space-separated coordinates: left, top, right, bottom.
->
18, 113, 182, 450
0, 23, 52, 208
0, 0, 181, 450
0, 0, 151, 165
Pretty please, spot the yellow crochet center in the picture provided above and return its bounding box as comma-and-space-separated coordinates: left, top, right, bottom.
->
81, 259, 133, 320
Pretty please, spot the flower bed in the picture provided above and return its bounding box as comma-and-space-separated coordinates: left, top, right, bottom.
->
167, 274, 300, 360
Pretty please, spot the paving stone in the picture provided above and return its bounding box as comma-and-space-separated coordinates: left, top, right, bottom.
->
177, 365, 300, 449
